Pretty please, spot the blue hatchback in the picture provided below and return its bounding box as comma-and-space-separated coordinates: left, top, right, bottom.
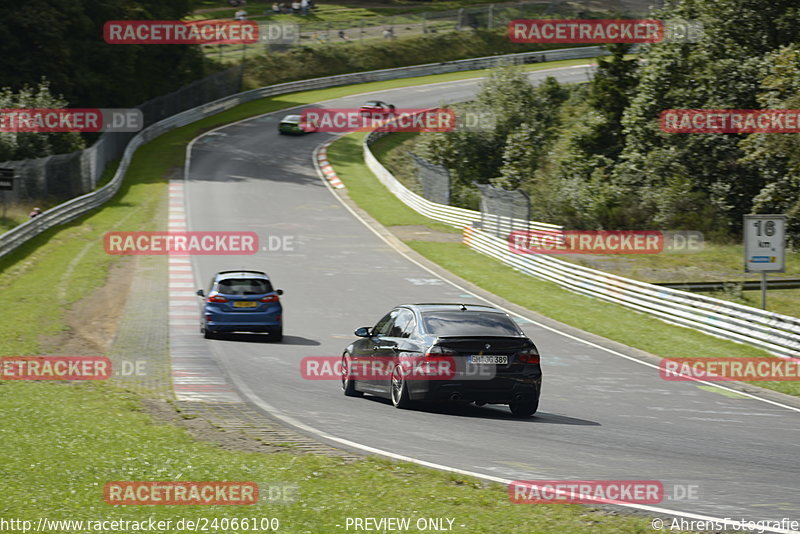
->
197, 270, 283, 341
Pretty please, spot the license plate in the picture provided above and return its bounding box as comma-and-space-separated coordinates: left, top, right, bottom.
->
233, 301, 258, 308
469, 355, 508, 365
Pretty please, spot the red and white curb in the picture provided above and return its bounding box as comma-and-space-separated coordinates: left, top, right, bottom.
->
167, 180, 241, 403
317, 141, 344, 189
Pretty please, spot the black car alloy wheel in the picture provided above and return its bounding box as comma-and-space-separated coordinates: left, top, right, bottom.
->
390, 365, 412, 409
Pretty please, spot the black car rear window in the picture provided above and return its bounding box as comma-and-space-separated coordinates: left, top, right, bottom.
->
421, 311, 522, 336
216, 278, 273, 295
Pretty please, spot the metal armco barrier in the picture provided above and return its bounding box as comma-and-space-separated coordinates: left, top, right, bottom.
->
463, 227, 800, 358
365, 127, 562, 235
363, 120, 800, 359
0, 46, 605, 262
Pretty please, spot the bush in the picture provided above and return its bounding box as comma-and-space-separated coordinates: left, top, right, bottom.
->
245, 29, 583, 87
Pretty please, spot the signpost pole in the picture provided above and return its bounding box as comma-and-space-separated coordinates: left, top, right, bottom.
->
0, 168, 15, 221
761, 272, 767, 310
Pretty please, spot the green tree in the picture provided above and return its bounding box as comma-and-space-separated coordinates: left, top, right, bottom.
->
581, 43, 638, 158
740, 45, 800, 245
0, 0, 207, 108
0, 80, 85, 161
612, 0, 800, 234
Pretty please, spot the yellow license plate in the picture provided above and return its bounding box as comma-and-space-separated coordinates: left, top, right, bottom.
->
233, 301, 258, 308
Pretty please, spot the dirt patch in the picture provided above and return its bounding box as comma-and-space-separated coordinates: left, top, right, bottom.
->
40, 256, 137, 356
141, 399, 296, 455
389, 224, 462, 243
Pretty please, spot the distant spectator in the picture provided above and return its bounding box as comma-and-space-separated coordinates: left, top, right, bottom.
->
271, 2, 281, 13
291, 1, 300, 13
300, 0, 309, 15
279, 2, 290, 13
29, 207, 42, 219
308, 0, 315, 10
338, 29, 348, 40
234, 9, 248, 20
383, 28, 391, 39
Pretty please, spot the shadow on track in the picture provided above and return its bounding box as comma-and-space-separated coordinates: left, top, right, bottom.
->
358, 395, 599, 425
211, 333, 320, 346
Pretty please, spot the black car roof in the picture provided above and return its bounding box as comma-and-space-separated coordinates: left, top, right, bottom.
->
403, 303, 502, 313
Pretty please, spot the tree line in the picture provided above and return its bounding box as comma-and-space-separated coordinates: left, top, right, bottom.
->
411, 0, 800, 244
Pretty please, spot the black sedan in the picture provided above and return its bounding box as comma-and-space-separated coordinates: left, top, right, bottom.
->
341, 303, 542, 416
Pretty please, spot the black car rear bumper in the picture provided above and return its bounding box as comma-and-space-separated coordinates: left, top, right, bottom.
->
410, 376, 541, 403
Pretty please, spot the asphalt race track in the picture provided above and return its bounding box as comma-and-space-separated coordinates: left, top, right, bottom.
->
182, 66, 800, 526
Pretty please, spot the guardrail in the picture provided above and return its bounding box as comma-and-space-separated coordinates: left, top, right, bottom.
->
365, 128, 563, 235
656, 279, 800, 292
0, 46, 607, 262
362, 121, 800, 360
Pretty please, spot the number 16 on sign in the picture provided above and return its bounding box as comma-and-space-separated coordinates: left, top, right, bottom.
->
744, 214, 786, 310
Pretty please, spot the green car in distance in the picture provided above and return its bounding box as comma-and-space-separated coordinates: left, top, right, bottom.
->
278, 114, 315, 135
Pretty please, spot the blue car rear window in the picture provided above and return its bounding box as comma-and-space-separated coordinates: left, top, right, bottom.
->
216, 278, 273, 295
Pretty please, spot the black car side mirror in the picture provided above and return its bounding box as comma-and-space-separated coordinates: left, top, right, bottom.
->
354, 327, 371, 337
276, 289, 284, 295
196, 289, 205, 297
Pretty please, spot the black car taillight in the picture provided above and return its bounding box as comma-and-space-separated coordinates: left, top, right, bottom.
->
424, 345, 458, 358
517, 350, 540, 364
260, 295, 280, 303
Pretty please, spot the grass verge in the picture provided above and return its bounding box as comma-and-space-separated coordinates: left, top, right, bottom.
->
1, 380, 667, 532
326, 133, 800, 398
0, 56, 681, 531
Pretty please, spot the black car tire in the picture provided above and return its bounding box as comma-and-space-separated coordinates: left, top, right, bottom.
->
341, 355, 363, 397
270, 326, 283, 342
390, 367, 413, 409
203, 327, 215, 340
509, 397, 539, 417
